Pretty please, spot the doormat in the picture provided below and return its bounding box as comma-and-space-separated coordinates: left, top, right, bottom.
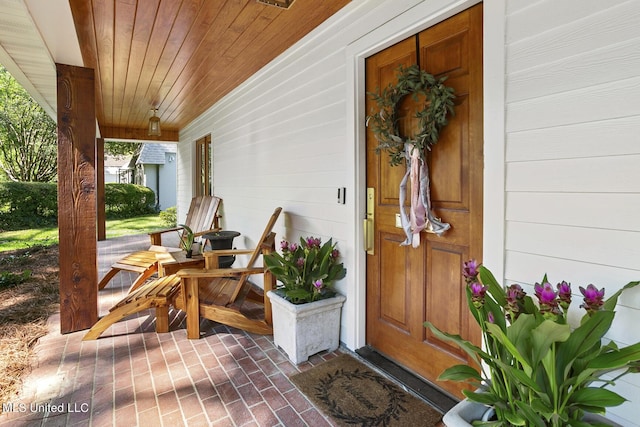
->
290, 354, 443, 427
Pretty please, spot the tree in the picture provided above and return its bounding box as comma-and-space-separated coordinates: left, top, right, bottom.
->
0, 66, 57, 182
105, 140, 141, 157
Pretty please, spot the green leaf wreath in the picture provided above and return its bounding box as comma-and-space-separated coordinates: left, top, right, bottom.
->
366, 64, 456, 166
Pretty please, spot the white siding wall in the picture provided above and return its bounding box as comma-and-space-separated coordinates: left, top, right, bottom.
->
176, 140, 193, 221
178, 10, 355, 278
178, 0, 480, 351
505, 0, 640, 424
177, 0, 640, 423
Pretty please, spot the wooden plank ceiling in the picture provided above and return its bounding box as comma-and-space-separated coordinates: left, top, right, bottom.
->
69, 0, 350, 141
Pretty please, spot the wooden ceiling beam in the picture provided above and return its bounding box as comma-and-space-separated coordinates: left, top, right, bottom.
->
100, 126, 179, 142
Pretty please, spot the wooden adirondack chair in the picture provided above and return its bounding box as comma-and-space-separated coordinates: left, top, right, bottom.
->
175, 207, 282, 338
147, 195, 222, 246
83, 274, 182, 340
97, 195, 222, 292
83, 207, 281, 341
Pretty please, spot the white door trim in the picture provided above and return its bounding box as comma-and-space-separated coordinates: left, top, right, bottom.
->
344, 0, 506, 350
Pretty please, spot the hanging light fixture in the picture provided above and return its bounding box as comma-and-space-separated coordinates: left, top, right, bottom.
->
256, 0, 295, 9
148, 108, 161, 136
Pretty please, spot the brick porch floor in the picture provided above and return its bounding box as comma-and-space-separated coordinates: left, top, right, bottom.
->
0, 234, 350, 427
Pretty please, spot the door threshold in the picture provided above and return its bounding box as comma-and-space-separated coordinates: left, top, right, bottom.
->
355, 346, 459, 414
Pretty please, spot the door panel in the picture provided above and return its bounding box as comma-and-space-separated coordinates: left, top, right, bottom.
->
371, 39, 418, 207
430, 96, 468, 206
365, 4, 483, 398
426, 243, 468, 359
379, 232, 410, 330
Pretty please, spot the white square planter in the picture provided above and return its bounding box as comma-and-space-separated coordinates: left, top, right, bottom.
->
267, 291, 346, 364
442, 398, 621, 426
442, 398, 492, 426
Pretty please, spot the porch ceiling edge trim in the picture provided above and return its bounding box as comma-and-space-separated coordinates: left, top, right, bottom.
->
100, 126, 179, 143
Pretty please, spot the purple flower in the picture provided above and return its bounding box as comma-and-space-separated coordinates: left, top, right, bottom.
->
506, 284, 525, 303
470, 281, 486, 297
313, 279, 324, 290
506, 284, 525, 320
296, 257, 305, 268
463, 259, 480, 281
580, 284, 605, 315
331, 249, 340, 259
306, 237, 321, 248
557, 281, 572, 310
469, 281, 488, 308
487, 312, 495, 324
534, 281, 557, 305
535, 281, 560, 318
288, 243, 298, 252
280, 240, 289, 251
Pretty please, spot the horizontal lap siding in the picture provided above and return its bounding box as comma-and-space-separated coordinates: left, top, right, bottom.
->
505, 1, 640, 424
210, 58, 349, 242
177, 1, 393, 284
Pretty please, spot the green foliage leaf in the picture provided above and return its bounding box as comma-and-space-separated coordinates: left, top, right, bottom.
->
0, 181, 57, 230
569, 387, 626, 408
492, 359, 541, 393
478, 266, 507, 307
505, 313, 536, 358
587, 342, 640, 370
104, 183, 157, 218
0, 66, 57, 183
437, 364, 481, 382
425, 259, 640, 425
105, 141, 141, 157
462, 390, 498, 406
177, 224, 194, 250
556, 310, 614, 375
425, 321, 483, 365
0, 270, 31, 290
531, 320, 571, 366
264, 236, 346, 304
486, 322, 532, 375
507, 403, 533, 426
159, 206, 177, 227
602, 281, 640, 312
365, 64, 456, 166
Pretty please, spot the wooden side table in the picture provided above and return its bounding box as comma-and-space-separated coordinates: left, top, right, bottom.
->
156, 251, 204, 276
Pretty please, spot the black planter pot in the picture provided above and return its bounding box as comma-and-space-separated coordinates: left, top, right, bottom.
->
202, 230, 241, 268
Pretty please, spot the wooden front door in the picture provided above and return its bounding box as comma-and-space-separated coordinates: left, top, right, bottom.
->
365, 4, 483, 398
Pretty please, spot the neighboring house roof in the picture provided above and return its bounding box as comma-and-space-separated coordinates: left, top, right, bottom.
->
104, 155, 132, 169
137, 143, 177, 165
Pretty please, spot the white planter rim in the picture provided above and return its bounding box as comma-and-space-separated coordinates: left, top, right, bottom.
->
267, 290, 346, 313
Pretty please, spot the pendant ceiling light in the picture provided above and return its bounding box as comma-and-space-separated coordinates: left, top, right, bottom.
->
256, 0, 295, 9
148, 108, 161, 136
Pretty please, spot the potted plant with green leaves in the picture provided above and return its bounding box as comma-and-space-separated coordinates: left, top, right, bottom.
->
264, 236, 347, 364
178, 224, 195, 258
425, 260, 640, 426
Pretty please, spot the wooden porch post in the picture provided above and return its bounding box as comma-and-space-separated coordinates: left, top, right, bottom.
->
96, 137, 106, 241
56, 63, 98, 333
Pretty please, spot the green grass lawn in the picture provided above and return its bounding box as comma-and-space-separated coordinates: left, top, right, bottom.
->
0, 214, 170, 252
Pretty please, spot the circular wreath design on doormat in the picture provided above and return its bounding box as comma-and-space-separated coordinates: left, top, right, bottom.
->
314, 367, 408, 425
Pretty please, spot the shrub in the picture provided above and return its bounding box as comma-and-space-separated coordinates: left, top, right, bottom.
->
0, 182, 57, 231
104, 183, 157, 218
0, 270, 31, 290
159, 206, 177, 227
0, 182, 158, 230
